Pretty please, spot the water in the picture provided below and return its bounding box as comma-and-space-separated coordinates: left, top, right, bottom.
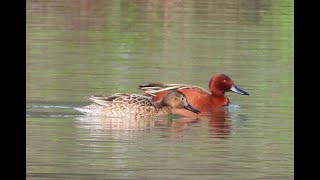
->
26, 0, 293, 179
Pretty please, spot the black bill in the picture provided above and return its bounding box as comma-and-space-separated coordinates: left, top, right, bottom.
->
230, 84, 249, 95
184, 104, 201, 114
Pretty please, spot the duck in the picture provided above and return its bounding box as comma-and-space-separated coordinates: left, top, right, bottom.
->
74, 90, 200, 118
139, 73, 249, 116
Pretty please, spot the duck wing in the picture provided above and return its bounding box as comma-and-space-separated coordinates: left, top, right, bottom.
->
89, 93, 154, 107
138, 83, 210, 96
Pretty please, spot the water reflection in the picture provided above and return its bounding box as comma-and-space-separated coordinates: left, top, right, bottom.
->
75, 116, 163, 131
74, 107, 246, 139
169, 108, 247, 139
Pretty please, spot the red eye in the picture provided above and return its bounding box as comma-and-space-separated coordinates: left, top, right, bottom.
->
223, 79, 227, 83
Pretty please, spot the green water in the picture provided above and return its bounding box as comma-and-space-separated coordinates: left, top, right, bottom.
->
27, 0, 293, 179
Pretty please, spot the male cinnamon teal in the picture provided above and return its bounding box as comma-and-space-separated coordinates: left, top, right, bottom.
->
74, 91, 200, 118
139, 73, 249, 116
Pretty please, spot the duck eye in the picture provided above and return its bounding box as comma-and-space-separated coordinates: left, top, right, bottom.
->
223, 79, 227, 83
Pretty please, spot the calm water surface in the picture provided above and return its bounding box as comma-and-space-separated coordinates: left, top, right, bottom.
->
26, 0, 293, 179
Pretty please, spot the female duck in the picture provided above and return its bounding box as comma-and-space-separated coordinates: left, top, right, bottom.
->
74, 91, 200, 118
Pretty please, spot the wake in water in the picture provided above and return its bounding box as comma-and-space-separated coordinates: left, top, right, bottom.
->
29, 105, 71, 109
26, 104, 83, 118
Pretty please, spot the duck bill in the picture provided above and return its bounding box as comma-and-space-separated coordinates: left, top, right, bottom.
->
184, 104, 201, 114
230, 84, 249, 95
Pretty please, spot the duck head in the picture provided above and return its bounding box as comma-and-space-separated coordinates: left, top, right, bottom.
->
161, 91, 200, 114
208, 74, 249, 96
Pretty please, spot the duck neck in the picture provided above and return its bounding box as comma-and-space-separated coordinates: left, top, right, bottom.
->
210, 91, 229, 106
155, 100, 170, 109
154, 101, 173, 115
210, 87, 225, 97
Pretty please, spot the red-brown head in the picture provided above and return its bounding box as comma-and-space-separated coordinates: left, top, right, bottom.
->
208, 74, 249, 96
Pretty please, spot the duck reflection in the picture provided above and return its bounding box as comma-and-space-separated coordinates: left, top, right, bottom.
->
74, 106, 246, 139
75, 116, 165, 131
160, 106, 247, 139
205, 108, 233, 138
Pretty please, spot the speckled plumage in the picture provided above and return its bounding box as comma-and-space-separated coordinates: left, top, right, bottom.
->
74, 92, 197, 118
